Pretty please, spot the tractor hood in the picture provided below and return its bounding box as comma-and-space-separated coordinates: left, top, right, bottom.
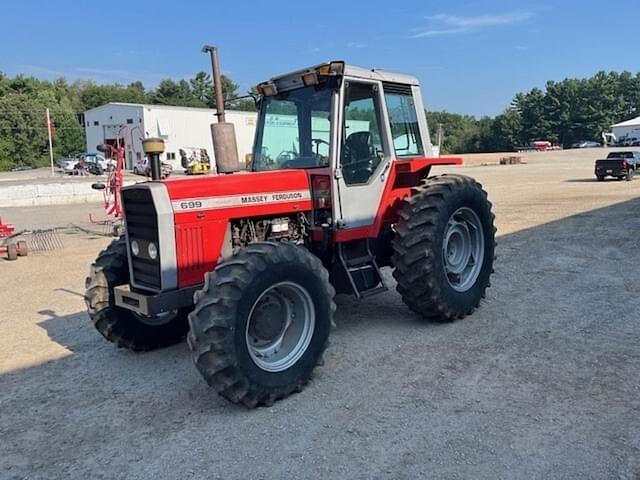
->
161, 170, 313, 218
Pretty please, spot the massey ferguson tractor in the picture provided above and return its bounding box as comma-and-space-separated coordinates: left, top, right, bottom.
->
85, 59, 496, 408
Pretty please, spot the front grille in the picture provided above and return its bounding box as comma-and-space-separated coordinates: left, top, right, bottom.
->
122, 188, 162, 290
176, 225, 205, 273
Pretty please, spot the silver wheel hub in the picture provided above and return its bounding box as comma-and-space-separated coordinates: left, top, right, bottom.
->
442, 207, 485, 292
246, 281, 315, 373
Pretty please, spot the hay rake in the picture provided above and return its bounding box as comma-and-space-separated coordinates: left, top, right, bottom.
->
0, 217, 64, 260
15, 229, 64, 253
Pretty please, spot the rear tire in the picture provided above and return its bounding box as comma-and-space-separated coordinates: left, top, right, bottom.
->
188, 242, 335, 408
84, 237, 189, 351
16, 240, 28, 256
392, 174, 496, 321
626, 169, 634, 181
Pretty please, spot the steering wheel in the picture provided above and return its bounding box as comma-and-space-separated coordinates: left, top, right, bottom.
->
312, 138, 329, 153
276, 150, 298, 166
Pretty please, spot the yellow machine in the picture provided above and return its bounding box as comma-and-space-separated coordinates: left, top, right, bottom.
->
180, 148, 212, 175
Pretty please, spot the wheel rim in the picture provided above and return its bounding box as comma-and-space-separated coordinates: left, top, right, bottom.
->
246, 281, 315, 373
442, 207, 485, 292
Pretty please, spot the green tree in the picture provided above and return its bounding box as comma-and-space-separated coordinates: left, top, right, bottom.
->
0, 93, 49, 169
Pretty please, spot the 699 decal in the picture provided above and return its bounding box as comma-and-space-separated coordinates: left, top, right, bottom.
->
179, 200, 203, 210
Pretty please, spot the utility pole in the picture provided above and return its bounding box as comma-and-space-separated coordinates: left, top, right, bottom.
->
46, 108, 54, 176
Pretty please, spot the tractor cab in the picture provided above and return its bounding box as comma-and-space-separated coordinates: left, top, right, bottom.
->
252, 61, 435, 229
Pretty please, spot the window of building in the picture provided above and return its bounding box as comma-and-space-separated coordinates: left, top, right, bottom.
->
126, 118, 134, 124
136, 152, 142, 161
93, 121, 99, 126
166, 152, 176, 161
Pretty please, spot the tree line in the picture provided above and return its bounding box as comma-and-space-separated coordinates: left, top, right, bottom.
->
0, 69, 639, 170
0, 71, 253, 171
428, 71, 640, 154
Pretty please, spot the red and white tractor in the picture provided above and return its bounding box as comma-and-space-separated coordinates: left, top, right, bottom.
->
85, 61, 496, 407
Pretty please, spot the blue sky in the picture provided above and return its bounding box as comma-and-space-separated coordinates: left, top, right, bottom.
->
1, 0, 638, 116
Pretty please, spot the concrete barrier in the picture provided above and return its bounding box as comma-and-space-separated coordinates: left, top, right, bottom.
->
0, 180, 135, 207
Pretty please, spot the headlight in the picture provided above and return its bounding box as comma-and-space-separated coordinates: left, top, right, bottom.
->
148, 242, 158, 260
131, 240, 140, 257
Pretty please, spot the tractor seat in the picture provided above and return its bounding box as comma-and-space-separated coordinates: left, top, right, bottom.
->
343, 131, 376, 184
344, 131, 371, 163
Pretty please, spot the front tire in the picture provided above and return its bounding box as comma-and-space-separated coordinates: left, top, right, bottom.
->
392, 174, 496, 321
187, 242, 335, 408
626, 169, 634, 181
84, 237, 190, 351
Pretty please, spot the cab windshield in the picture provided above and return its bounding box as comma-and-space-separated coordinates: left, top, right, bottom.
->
252, 84, 334, 171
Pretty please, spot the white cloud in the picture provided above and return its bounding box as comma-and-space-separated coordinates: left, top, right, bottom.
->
347, 42, 367, 49
412, 11, 533, 38
412, 27, 468, 38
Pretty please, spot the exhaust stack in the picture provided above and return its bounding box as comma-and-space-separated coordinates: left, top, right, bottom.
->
202, 44, 240, 174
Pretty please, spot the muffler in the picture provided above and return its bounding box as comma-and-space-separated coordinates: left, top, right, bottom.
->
202, 44, 240, 174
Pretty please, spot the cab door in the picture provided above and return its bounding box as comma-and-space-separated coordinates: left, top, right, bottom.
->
333, 79, 393, 229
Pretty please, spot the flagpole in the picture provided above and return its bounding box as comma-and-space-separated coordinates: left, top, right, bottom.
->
46, 108, 54, 176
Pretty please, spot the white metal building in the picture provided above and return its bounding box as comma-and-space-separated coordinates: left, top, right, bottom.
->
612, 116, 640, 142
84, 103, 257, 170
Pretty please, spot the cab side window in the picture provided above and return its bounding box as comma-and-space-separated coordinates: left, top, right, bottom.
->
383, 84, 424, 157
341, 82, 385, 185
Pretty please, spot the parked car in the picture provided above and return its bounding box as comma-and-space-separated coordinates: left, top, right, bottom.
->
132, 159, 146, 175
595, 151, 640, 181
61, 153, 114, 174
132, 158, 172, 179
74, 155, 109, 175
572, 140, 601, 148
10, 164, 33, 172
56, 157, 74, 168
621, 137, 639, 147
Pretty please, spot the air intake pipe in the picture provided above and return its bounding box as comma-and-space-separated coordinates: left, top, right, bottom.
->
142, 138, 165, 180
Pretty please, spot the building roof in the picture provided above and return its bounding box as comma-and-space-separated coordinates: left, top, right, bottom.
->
84, 102, 254, 115
612, 116, 640, 128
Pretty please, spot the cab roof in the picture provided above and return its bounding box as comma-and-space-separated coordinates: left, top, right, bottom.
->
265, 61, 420, 87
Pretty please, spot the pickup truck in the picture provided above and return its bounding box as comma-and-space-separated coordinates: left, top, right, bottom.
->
132, 158, 173, 179
595, 151, 640, 181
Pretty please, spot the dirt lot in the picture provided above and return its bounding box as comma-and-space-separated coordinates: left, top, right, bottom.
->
1, 150, 639, 479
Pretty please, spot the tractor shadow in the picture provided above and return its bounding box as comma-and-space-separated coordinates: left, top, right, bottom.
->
564, 178, 601, 183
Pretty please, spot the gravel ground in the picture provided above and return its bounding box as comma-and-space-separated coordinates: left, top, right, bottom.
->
1, 150, 639, 479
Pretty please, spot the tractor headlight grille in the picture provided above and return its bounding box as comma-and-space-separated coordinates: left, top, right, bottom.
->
122, 187, 162, 290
